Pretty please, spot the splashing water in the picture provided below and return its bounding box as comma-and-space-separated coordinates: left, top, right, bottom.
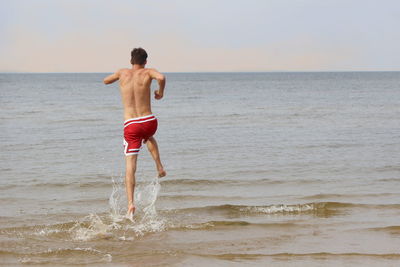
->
109, 175, 162, 219
109, 176, 125, 220
70, 214, 113, 241
71, 175, 166, 241
136, 177, 161, 218
127, 177, 166, 235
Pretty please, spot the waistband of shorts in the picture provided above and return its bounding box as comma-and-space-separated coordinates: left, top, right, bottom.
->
124, 114, 157, 127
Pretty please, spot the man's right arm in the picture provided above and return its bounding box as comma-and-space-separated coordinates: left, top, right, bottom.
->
103, 70, 121, 85
149, 69, 166, 100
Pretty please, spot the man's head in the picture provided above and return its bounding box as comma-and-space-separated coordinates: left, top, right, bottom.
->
130, 47, 148, 65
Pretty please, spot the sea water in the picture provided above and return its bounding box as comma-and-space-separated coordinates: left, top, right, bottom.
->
0, 72, 399, 266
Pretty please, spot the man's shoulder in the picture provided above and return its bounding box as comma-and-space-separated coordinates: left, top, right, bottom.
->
118, 68, 131, 74
144, 67, 162, 73
144, 68, 161, 78
116, 69, 133, 79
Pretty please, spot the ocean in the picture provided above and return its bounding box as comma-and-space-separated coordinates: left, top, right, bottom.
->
0, 72, 399, 266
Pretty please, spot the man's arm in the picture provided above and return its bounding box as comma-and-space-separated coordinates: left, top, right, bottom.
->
149, 69, 166, 100
103, 70, 121, 84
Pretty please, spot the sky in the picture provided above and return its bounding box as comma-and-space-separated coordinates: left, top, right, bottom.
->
1, 0, 399, 72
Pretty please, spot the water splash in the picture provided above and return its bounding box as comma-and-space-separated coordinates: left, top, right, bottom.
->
70, 214, 112, 241
136, 177, 161, 218
70, 175, 165, 241
109, 176, 125, 221
109, 175, 162, 218
125, 177, 166, 236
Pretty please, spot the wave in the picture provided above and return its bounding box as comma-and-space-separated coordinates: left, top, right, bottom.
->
164, 201, 400, 218
60, 197, 109, 205
0, 218, 307, 242
0, 204, 319, 241
3, 201, 399, 234
168, 220, 299, 231
297, 143, 365, 149
168, 202, 338, 215
375, 165, 400, 172
2, 249, 400, 265
2, 175, 115, 190
159, 194, 239, 201
301, 192, 400, 200
2, 201, 400, 244
1, 181, 112, 190
54, 118, 106, 124
301, 194, 347, 200
378, 177, 400, 182
0, 250, 18, 257
199, 252, 400, 260
160, 178, 323, 186
0, 247, 112, 264
367, 225, 400, 234
160, 178, 277, 186
0, 184, 16, 190
1, 176, 363, 191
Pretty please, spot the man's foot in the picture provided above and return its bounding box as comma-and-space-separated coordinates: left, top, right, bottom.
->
158, 168, 166, 178
126, 204, 135, 221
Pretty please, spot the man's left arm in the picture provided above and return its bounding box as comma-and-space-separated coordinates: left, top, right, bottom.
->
149, 69, 166, 99
103, 70, 121, 84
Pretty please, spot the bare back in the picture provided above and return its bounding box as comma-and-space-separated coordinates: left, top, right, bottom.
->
119, 68, 153, 120
103, 65, 165, 120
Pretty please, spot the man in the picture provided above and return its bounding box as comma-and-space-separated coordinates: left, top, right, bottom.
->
103, 47, 166, 218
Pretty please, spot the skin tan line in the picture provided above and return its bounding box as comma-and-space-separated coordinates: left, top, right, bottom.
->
103, 59, 166, 217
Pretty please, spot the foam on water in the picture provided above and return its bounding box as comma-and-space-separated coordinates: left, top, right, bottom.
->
241, 203, 315, 214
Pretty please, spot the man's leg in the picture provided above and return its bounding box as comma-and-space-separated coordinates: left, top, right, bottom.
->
125, 154, 138, 216
146, 136, 166, 178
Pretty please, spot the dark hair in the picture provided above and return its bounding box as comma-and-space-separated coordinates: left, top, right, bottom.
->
130, 47, 148, 65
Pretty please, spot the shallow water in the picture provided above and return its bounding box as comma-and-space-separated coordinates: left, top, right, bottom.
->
0, 72, 399, 266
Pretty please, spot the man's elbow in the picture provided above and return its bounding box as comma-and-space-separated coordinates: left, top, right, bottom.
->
159, 74, 166, 83
103, 78, 110, 85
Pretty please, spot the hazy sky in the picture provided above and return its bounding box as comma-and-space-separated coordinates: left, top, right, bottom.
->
1, 0, 399, 72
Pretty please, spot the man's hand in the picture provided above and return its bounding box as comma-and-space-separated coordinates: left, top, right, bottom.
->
154, 90, 163, 100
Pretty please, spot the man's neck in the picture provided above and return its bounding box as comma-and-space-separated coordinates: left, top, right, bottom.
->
132, 64, 145, 71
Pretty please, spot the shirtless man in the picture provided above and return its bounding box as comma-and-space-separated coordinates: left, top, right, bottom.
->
103, 47, 166, 218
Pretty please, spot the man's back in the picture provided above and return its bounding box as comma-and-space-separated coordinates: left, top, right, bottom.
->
119, 68, 153, 120
104, 67, 165, 121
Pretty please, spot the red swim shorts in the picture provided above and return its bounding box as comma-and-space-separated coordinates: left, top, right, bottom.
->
123, 114, 158, 156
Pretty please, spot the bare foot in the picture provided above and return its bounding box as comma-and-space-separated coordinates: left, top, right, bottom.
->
158, 168, 167, 178
126, 204, 135, 221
